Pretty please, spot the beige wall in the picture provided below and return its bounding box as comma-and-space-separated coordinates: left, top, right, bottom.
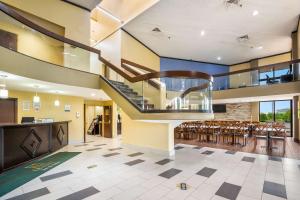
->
9, 90, 85, 143
1, 0, 93, 73
2, 0, 90, 45
121, 110, 175, 153
121, 30, 160, 71
0, 21, 64, 66
258, 53, 291, 66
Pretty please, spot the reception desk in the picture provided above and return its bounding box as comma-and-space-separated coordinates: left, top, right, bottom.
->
0, 121, 70, 173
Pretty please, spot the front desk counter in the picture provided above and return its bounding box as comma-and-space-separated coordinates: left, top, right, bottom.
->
0, 121, 70, 173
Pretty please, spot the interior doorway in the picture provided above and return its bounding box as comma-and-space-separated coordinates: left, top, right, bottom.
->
85, 105, 103, 140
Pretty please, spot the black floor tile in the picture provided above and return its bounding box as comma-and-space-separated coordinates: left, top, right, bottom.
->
268, 156, 282, 162
193, 147, 202, 150
174, 146, 184, 150
87, 165, 97, 169
225, 150, 236, 155
103, 152, 120, 157
241, 156, 256, 163
125, 159, 145, 166
196, 167, 217, 177
109, 147, 123, 151
7, 187, 50, 200
201, 150, 214, 155
57, 186, 100, 200
74, 144, 88, 147
155, 159, 173, 165
159, 168, 182, 179
128, 152, 144, 157
94, 144, 106, 147
86, 148, 102, 151
263, 181, 287, 199
40, 170, 72, 182
215, 182, 241, 200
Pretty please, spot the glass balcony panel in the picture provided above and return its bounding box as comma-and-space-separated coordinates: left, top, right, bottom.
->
0, 11, 101, 74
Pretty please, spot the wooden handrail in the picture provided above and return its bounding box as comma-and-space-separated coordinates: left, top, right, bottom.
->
121, 63, 161, 89
0, 2, 100, 54
121, 59, 157, 73
180, 83, 211, 98
213, 59, 300, 77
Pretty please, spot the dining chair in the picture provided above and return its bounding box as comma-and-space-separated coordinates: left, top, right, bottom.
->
270, 122, 286, 155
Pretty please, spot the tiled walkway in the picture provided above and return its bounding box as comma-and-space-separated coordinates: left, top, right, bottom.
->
1, 136, 300, 200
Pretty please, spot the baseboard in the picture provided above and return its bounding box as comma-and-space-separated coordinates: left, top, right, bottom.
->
293, 138, 300, 143
122, 143, 175, 157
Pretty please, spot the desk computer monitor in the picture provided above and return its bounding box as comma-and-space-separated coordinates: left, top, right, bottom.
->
21, 117, 35, 123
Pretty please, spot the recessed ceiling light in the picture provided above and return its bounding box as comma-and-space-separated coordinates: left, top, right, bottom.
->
252, 10, 259, 16
91, 93, 96, 97
217, 57, 222, 61
257, 46, 263, 50
200, 30, 205, 36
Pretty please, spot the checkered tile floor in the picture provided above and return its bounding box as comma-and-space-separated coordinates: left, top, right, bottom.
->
1, 136, 300, 200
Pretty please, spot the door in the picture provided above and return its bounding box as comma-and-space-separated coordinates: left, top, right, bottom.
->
0, 98, 17, 123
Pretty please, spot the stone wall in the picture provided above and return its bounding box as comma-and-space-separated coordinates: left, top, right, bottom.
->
214, 103, 252, 121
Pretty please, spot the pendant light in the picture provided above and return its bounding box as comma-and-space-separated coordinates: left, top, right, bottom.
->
54, 91, 60, 107
33, 86, 40, 103
0, 75, 8, 99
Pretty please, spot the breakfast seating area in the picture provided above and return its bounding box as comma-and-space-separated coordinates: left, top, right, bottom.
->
175, 120, 287, 155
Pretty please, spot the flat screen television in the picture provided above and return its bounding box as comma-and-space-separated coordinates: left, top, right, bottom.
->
213, 104, 226, 113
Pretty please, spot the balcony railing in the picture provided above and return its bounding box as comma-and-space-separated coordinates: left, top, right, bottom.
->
212, 60, 300, 91
0, 2, 214, 113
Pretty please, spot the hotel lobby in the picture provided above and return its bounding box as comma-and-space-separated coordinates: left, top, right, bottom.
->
0, 0, 300, 200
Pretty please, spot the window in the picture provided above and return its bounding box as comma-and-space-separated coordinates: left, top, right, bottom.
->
259, 100, 292, 136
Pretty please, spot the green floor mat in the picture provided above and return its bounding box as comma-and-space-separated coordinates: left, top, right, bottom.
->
0, 152, 81, 197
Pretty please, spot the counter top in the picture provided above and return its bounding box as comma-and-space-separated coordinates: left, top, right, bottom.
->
0, 121, 71, 128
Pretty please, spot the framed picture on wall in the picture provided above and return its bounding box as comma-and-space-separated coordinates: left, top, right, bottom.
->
64, 104, 71, 112
22, 101, 31, 111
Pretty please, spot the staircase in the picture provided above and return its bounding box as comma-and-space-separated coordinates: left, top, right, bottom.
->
109, 80, 155, 110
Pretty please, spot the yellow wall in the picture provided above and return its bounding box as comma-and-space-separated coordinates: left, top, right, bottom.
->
91, 10, 120, 42
258, 53, 291, 66
9, 90, 84, 143
121, 30, 160, 71
0, 21, 64, 66
2, 0, 90, 45
121, 110, 174, 152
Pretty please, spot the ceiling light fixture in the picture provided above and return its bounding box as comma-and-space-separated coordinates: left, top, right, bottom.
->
33, 85, 40, 103
257, 46, 263, 50
217, 57, 222, 61
54, 91, 60, 107
252, 10, 259, 16
0, 75, 8, 99
96, 6, 122, 23
200, 30, 205, 36
91, 93, 96, 97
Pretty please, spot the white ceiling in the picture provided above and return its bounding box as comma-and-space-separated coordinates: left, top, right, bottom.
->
0, 71, 111, 101
123, 0, 300, 65
64, 0, 102, 11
